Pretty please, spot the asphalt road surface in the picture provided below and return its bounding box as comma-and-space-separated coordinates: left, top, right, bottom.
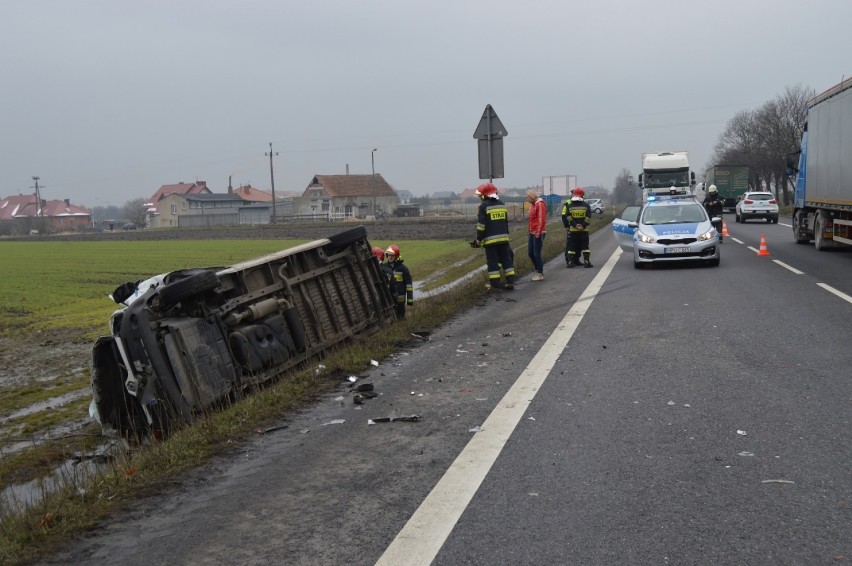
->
43, 220, 851, 566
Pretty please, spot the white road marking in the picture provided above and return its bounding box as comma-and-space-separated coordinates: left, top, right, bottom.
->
730, 237, 744, 244
773, 260, 804, 274
817, 283, 852, 304
747, 246, 760, 254
375, 248, 623, 566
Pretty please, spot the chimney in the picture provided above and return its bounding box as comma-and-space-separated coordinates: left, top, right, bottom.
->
228, 176, 232, 194
64, 198, 70, 206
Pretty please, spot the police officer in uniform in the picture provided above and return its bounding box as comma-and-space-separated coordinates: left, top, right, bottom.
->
703, 184, 724, 241
561, 187, 593, 268
473, 182, 516, 290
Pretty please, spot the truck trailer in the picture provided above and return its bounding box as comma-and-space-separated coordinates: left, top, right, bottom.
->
637, 151, 696, 202
710, 165, 750, 211
789, 77, 852, 250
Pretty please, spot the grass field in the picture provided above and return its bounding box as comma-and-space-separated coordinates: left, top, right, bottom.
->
0, 239, 469, 340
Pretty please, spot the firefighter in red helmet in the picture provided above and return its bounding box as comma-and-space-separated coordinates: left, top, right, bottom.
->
473, 182, 516, 290
561, 187, 593, 268
384, 244, 413, 318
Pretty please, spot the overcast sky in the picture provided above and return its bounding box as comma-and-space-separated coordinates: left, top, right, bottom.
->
3, 0, 850, 206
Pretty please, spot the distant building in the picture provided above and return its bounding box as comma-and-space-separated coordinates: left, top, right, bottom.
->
299, 174, 398, 220
147, 181, 212, 228
157, 193, 265, 228
0, 194, 91, 232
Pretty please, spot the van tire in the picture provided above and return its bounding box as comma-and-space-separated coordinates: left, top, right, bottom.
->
328, 226, 367, 253
158, 270, 219, 310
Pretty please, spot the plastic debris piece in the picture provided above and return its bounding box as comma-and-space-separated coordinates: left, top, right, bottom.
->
738, 451, 755, 457
667, 401, 676, 406
256, 424, 288, 434
469, 426, 483, 433
370, 359, 379, 366
322, 419, 345, 426
300, 428, 310, 434
761, 479, 794, 484
347, 375, 358, 383
315, 364, 327, 375
367, 419, 376, 425
737, 430, 747, 436
456, 349, 469, 353
527, 416, 535, 421
411, 332, 431, 341
371, 414, 421, 423
335, 396, 345, 402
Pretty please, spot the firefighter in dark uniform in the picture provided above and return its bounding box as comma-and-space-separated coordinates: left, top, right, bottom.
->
384, 244, 413, 318
473, 182, 516, 290
561, 187, 593, 268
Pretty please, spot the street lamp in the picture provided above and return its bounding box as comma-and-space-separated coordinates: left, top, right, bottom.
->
371, 148, 377, 175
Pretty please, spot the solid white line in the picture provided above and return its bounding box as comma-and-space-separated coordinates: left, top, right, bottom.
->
817, 282, 852, 304
375, 248, 623, 566
773, 260, 804, 274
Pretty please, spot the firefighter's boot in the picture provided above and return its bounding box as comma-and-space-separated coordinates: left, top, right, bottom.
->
583, 252, 593, 268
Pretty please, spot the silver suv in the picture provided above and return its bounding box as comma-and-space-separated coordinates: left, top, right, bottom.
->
586, 199, 604, 214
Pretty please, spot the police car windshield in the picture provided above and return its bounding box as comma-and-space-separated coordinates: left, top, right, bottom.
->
642, 203, 706, 225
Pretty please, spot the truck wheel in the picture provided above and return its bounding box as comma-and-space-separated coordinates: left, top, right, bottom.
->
815, 215, 828, 251
157, 270, 219, 310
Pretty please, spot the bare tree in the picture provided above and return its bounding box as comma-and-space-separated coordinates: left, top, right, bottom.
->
612, 168, 637, 205
122, 198, 149, 228
708, 84, 813, 204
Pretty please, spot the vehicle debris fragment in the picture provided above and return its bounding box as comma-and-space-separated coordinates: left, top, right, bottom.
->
368, 414, 421, 423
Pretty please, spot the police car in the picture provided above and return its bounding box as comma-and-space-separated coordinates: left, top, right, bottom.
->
612, 195, 721, 268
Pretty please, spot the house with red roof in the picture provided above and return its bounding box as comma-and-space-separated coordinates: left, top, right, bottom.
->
147, 181, 212, 228
0, 194, 91, 233
300, 174, 398, 220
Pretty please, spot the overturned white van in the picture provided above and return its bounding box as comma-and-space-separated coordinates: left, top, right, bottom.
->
91, 226, 396, 438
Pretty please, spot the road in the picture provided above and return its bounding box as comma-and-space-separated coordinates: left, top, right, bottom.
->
44, 218, 852, 566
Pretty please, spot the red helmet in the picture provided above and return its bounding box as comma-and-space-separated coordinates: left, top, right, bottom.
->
372, 246, 385, 261
572, 187, 585, 197
475, 182, 498, 198
385, 244, 400, 258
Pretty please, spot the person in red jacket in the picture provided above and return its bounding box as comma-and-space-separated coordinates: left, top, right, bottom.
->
526, 189, 547, 281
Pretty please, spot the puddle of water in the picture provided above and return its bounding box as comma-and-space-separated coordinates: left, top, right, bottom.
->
1, 457, 102, 512
1, 388, 89, 423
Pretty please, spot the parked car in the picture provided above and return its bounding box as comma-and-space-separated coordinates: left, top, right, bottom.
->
735, 192, 779, 223
91, 226, 397, 439
626, 195, 721, 268
122, 222, 137, 230
586, 199, 604, 214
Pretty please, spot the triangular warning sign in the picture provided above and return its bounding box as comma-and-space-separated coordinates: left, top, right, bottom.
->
473, 104, 507, 139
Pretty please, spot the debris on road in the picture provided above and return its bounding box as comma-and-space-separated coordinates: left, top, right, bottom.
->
256, 424, 289, 434
322, 419, 346, 426
368, 414, 421, 424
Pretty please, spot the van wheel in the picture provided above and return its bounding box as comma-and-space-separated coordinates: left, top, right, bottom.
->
157, 270, 219, 310
328, 226, 368, 253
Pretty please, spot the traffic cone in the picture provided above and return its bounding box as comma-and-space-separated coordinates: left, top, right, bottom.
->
722, 220, 730, 237
757, 233, 770, 256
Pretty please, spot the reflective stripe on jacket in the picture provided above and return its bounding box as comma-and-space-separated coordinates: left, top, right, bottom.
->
561, 199, 591, 232
476, 198, 510, 246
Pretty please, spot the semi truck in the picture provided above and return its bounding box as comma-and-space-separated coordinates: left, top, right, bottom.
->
788, 77, 852, 250
637, 151, 696, 201
710, 165, 750, 211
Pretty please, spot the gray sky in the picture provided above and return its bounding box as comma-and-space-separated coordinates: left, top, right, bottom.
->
3, 0, 851, 207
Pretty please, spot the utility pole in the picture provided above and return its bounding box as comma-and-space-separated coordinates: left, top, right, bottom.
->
31, 176, 43, 216
265, 143, 279, 224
